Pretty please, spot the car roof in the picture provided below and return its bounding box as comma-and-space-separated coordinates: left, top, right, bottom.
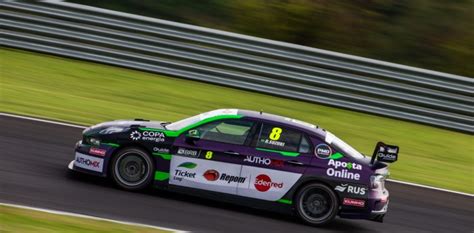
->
235, 109, 327, 138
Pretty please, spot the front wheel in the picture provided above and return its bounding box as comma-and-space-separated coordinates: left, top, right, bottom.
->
111, 147, 154, 191
295, 183, 339, 226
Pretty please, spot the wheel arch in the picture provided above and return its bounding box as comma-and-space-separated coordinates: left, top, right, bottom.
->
289, 177, 341, 206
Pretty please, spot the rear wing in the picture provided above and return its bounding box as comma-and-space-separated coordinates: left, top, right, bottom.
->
370, 141, 399, 165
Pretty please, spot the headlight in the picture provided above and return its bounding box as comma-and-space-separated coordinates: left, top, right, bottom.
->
370, 175, 385, 190
89, 138, 101, 146
99, 127, 128, 134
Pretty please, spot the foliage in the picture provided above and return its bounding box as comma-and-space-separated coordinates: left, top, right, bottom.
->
69, 0, 474, 77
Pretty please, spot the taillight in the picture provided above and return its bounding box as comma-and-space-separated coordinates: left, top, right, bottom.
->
370, 175, 385, 190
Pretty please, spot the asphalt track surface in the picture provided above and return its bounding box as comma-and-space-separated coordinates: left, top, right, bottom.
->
1, 115, 473, 233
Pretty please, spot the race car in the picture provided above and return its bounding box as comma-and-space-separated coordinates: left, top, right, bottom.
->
68, 109, 398, 226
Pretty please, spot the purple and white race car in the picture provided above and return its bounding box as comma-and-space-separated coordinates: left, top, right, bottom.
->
69, 109, 398, 226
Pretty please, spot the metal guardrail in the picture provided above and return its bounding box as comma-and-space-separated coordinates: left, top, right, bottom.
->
1, 0, 473, 133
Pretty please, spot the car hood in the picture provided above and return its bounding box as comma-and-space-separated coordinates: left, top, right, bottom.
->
84, 120, 166, 135
95, 120, 165, 128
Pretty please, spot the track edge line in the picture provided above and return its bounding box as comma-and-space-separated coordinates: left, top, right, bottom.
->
0, 202, 190, 233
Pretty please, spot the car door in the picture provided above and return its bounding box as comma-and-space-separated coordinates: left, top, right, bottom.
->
169, 118, 257, 195
237, 122, 312, 201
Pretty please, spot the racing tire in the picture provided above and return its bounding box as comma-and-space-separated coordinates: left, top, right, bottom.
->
111, 147, 154, 191
295, 183, 338, 226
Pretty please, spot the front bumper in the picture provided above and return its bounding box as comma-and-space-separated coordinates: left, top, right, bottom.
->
68, 140, 117, 177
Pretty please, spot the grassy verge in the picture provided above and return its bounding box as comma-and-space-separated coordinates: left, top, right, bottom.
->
0, 205, 174, 233
1, 48, 472, 193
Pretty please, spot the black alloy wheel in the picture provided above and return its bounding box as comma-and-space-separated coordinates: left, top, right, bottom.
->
295, 183, 339, 226
111, 147, 154, 191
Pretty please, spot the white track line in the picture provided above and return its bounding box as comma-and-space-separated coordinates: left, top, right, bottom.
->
387, 179, 473, 197
1, 112, 473, 197
0, 202, 189, 233
0, 112, 86, 129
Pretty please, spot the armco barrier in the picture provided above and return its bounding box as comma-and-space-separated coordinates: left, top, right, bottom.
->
1, 0, 473, 133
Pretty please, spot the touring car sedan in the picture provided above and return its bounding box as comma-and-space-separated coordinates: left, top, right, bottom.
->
68, 109, 398, 226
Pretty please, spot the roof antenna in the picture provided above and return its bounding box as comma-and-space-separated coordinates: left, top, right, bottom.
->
260, 109, 263, 115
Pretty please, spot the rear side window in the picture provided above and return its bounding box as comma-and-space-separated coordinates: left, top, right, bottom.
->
299, 136, 311, 153
256, 124, 303, 152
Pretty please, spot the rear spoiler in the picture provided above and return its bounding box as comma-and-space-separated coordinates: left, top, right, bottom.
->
370, 141, 399, 165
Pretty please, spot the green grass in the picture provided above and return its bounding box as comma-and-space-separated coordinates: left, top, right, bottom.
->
1, 48, 472, 193
0, 205, 174, 233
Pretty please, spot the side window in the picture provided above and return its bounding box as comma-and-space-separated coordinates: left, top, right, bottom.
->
256, 124, 303, 152
194, 120, 254, 145
299, 135, 311, 153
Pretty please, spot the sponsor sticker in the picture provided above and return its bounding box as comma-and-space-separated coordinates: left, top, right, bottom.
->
238, 166, 302, 201
243, 155, 284, 167
173, 162, 197, 182
89, 148, 106, 157
334, 184, 367, 196
377, 152, 397, 162
130, 130, 166, 143
153, 147, 170, 153
202, 170, 246, 184
74, 152, 104, 172
177, 148, 200, 158
203, 169, 220, 181
261, 139, 285, 147
315, 144, 332, 159
326, 159, 362, 181
343, 198, 365, 207
254, 174, 283, 192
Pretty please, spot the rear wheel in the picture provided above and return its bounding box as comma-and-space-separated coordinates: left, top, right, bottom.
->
295, 183, 338, 226
111, 147, 154, 191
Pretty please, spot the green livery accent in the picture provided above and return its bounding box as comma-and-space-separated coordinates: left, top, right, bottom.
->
256, 148, 300, 157
347, 162, 353, 169
101, 143, 120, 148
329, 152, 344, 160
277, 199, 293, 204
139, 115, 243, 137
154, 171, 169, 181
178, 162, 197, 169
153, 152, 171, 160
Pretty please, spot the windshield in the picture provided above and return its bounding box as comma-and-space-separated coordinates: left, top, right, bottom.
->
325, 131, 365, 159
166, 115, 201, 131
166, 109, 239, 131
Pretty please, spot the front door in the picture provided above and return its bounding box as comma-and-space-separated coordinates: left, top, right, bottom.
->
169, 119, 257, 195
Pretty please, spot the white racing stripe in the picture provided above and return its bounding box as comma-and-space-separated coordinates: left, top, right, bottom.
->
1, 112, 473, 197
0, 202, 189, 233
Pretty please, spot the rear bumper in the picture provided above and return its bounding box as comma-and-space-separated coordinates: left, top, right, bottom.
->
368, 200, 389, 222
339, 189, 389, 222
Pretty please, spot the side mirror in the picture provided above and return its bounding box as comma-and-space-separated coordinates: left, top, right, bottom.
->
185, 129, 200, 144
371, 142, 399, 164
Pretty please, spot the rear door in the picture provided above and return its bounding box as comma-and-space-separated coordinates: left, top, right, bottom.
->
237, 123, 312, 201
169, 119, 257, 195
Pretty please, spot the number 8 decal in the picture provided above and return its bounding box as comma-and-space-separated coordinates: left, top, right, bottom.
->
269, 127, 282, 140
205, 151, 213, 160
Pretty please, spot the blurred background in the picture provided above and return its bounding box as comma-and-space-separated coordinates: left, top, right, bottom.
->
70, 0, 474, 76
1, 0, 473, 232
